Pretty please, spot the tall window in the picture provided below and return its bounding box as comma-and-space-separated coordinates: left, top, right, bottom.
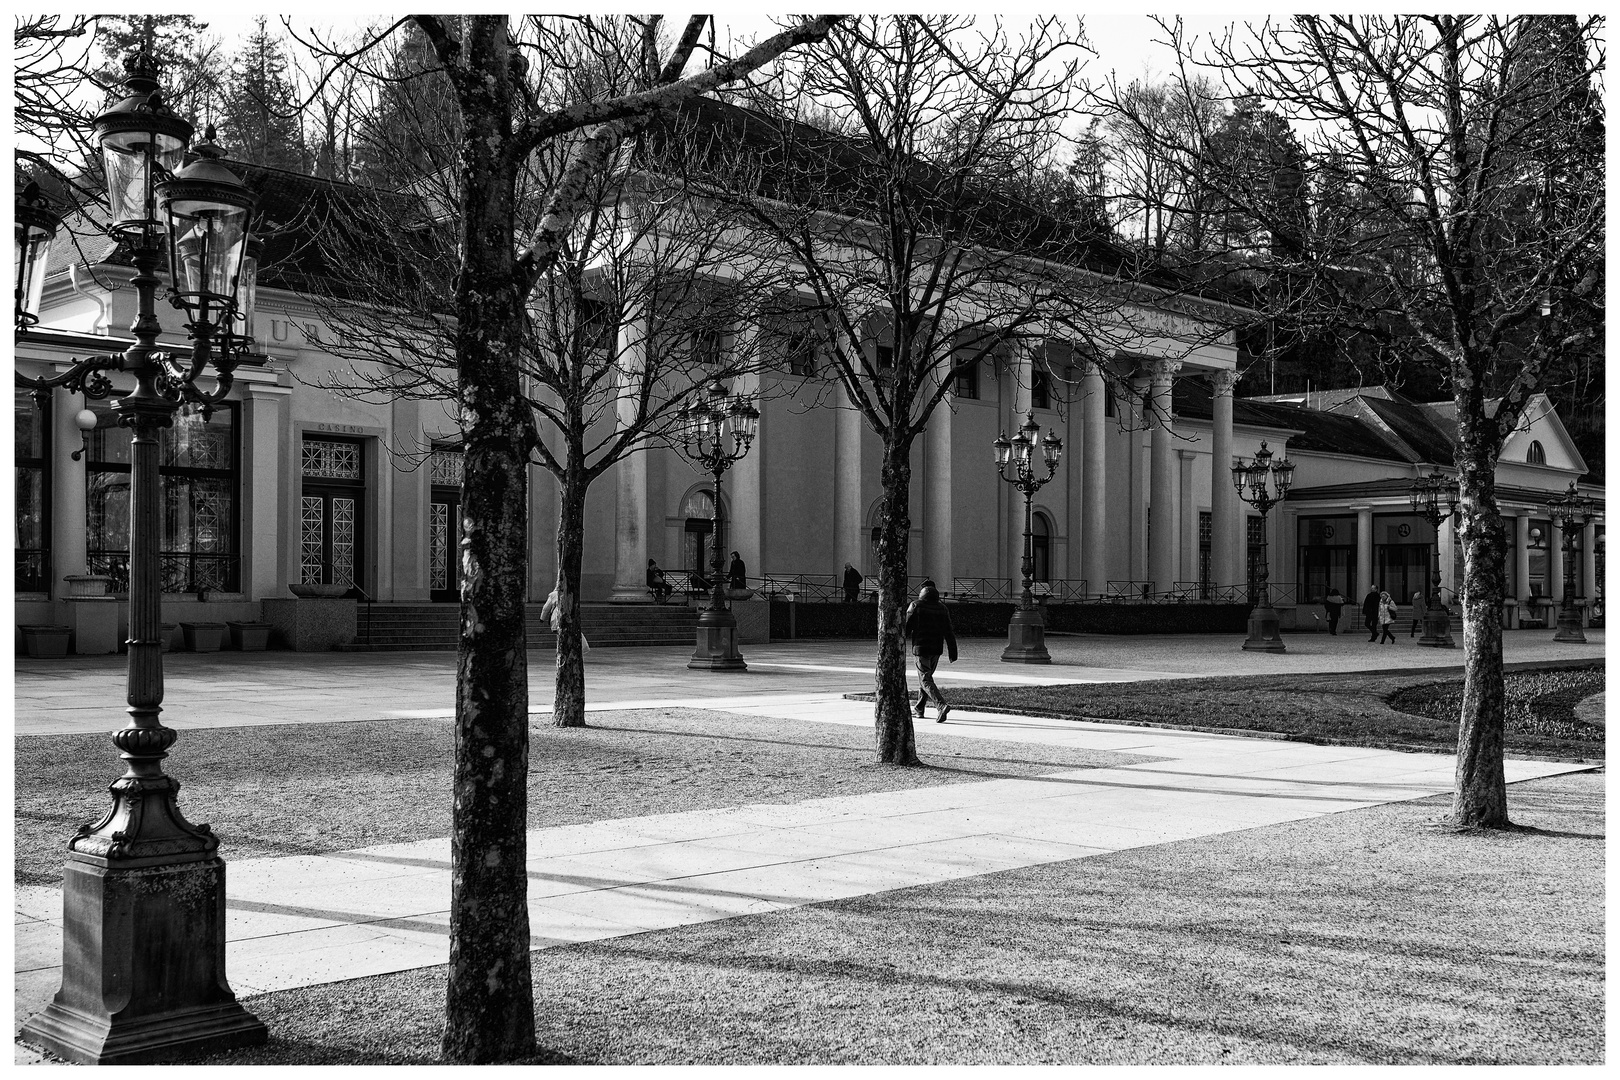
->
87, 404, 239, 593
874, 344, 893, 382
1246, 515, 1267, 595
1527, 518, 1550, 597
1198, 511, 1212, 596
1297, 515, 1356, 602
15, 390, 49, 592
681, 488, 716, 573
1031, 512, 1051, 583
786, 332, 816, 377
1527, 440, 1546, 465
953, 357, 979, 399
1031, 369, 1050, 410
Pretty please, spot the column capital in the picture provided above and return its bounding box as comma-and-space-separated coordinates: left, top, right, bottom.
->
1208, 369, 1239, 396
1144, 358, 1182, 384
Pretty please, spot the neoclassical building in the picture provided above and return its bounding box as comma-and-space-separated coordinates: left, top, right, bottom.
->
15, 166, 1603, 646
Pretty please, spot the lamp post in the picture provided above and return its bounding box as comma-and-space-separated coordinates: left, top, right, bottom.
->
16, 181, 61, 330
1231, 440, 1293, 652
995, 412, 1063, 663
1407, 469, 1458, 648
679, 382, 759, 670
1546, 480, 1598, 644
17, 53, 267, 1064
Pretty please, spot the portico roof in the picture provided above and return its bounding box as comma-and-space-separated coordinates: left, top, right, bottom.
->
1287, 477, 1604, 511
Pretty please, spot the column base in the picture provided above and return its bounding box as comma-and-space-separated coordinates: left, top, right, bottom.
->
1241, 603, 1287, 652
1417, 605, 1456, 648
20, 856, 267, 1065
1553, 602, 1588, 644
1001, 606, 1051, 664
689, 608, 747, 670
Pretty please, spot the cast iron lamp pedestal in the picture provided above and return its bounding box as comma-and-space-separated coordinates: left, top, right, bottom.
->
679, 383, 759, 670
994, 413, 1063, 663
1231, 441, 1293, 653
1408, 469, 1458, 647
17, 55, 266, 1065
1546, 481, 1598, 644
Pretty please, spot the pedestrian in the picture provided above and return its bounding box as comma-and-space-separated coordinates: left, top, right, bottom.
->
1410, 589, 1426, 636
1378, 590, 1397, 644
1362, 586, 1381, 642
646, 559, 672, 604
903, 578, 958, 723
728, 550, 747, 590
1323, 586, 1345, 635
842, 562, 864, 603
540, 584, 588, 653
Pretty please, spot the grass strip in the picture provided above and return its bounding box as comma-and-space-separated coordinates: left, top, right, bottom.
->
13, 707, 1150, 886
930, 665, 1604, 761
180, 770, 1602, 1065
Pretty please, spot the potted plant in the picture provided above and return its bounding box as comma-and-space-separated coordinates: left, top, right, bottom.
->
226, 621, 272, 651
180, 622, 226, 652
20, 625, 71, 659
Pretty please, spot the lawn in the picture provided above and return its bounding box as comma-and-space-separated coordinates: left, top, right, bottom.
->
13, 707, 1150, 886
940, 664, 1604, 761
184, 769, 1604, 1065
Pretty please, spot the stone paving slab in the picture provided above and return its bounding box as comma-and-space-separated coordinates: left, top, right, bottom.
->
15, 694, 1591, 1050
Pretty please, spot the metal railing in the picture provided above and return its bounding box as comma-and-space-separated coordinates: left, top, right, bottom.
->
86, 551, 240, 595
744, 573, 1278, 605
15, 549, 50, 594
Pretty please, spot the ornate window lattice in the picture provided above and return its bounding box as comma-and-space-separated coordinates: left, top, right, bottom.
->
302, 439, 361, 480
331, 497, 356, 585
301, 496, 324, 584
429, 449, 464, 487
429, 503, 449, 590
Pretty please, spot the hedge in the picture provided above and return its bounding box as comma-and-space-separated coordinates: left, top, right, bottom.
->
769, 600, 1253, 639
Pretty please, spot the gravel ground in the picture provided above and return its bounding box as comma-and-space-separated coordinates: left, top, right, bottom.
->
1389, 667, 1606, 743
943, 665, 1605, 761
183, 769, 1604, 1066
13, 708, 1151, 886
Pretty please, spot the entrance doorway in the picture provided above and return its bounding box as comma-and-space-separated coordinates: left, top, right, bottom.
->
300, 436, 365, 594
428, 445, 464, 603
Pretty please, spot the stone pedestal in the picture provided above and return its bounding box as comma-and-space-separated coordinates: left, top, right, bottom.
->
689, 607, 746, 671
260, 598, 356, 651
63, 597, 121, 655
1242, 601, 1287, 652
1001, 605, 1051, 664
1417, 601, 1456, 647
20, 858, 266, 1064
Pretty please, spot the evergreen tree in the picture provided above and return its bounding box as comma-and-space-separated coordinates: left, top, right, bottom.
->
219, 16, 309, 171
95, 15, 224, 127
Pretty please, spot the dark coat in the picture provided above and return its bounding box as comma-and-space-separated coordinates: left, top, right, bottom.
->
904, 588, 958, 660
1362, 589, 1380, 623
1324, 590, 1344, 614
843, 566, 863, 590
728, 557, 746, 588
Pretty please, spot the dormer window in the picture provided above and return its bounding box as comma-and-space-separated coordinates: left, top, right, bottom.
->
1526, 440, 1546, 465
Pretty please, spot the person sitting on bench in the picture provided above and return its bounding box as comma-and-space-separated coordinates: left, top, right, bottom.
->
646, 559, 673, 603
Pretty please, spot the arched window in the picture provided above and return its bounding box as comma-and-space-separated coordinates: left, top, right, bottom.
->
681, 488, 718, 573
1527, 440, 1546, 465
1031, 512, 1052, 583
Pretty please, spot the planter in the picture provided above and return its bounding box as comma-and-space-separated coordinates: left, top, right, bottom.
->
226, 621, 272, 651
21, 625, 71, 659
290, 583, 349, 599
61, 574, 114, 598
180, 622, 226, 653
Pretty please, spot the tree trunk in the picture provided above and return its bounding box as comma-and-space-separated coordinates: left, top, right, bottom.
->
874, 434, 919, 765
441, 16, 538, 1064
551, 469, 588, 728
1450, 386, 1511, 829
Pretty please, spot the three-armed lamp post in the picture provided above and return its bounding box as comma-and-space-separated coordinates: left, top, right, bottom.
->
1231, 440, 1293, 652
1407, 469, 1459, 647
17, 53, 268, 1063
994, 412, 1063, 663
1546, 480, 1598, 644
680, 382, 759, 670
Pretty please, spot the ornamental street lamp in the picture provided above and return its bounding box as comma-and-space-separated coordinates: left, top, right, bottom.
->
1231, 440, 1294, 652
1546, 480, 1599, 644
995, 412, 1063, 663
679, 382, 759, 670
17, 53, 267, 1064
15, 181, 61, 330
1407, 469, 1459, 648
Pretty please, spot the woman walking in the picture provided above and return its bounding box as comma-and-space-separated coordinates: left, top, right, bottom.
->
1377, 590, 1398, 644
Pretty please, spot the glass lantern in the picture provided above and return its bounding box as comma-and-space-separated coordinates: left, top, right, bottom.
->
1041, 428, 1063, 471
158, 127, 255, 337
15, 182, 60, 329
92, 53, 192, 238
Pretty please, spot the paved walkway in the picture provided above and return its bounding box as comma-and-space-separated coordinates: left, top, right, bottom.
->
12, 629, 1604, 1059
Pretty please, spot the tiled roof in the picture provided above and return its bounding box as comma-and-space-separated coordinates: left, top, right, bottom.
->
1358, 396, 1457, 466
1172, 379, 1409, 462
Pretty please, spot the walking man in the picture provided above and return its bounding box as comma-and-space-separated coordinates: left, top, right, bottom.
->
1323, 586, 1345, 635
1362, 586, 1381, 642
842, 562, 864, 603
904, 579, 958, 723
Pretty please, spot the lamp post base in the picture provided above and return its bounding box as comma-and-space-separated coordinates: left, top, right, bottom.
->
689, 608, 747, 670
20, 856, 267, 1064
1001, 605, 1051, 664
1553, 601, 1587, 644
1241, 602, 1287, 652
1417, 604, 1456, 647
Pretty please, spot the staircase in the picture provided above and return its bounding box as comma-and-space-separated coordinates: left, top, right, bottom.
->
340, 602, 698, 651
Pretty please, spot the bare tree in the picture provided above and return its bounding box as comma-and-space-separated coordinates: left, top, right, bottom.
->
1138, 15, 1604, 828
292, 13, 841, 1062
697, 15, 1200, 764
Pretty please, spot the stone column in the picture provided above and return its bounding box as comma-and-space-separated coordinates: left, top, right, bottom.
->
1437, 512, 1456, 605
923, 364, 953, 587
1354, 506, 1373, 600
1079, 359, 1107, 597
608, 318, 652, 601
51, 387, 90, 592
1549, 522, 1565, 603
1007, 346, 1035, 583
1209, 370, 1239, 590
1146, 359, 1180, 592
1516, 515, 1534, 625
834, 379, 866, 577
1177, 448, 1197, 586
1579, 521, 1596, 599
242, 383, 292, 601
1130, 374, 1149, 583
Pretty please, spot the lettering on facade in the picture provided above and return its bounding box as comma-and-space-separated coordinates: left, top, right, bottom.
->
314, 423, 366, 434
